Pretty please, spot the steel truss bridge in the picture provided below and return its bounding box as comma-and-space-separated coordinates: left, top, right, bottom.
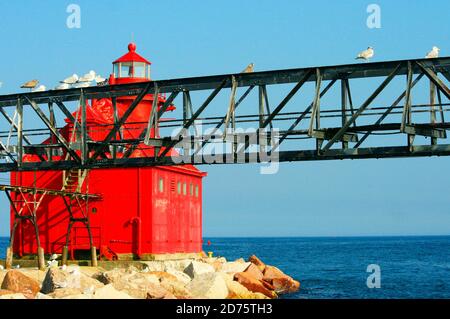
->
0, 57, 450, 172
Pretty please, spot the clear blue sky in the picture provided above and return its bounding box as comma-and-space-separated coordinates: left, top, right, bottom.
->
0, 0, 450, 237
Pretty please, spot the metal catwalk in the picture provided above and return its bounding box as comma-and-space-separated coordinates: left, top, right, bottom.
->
0, 57, 449, 171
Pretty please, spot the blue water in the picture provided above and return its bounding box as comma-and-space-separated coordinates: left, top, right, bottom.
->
2, 236, 450, 298
203, 236, 450, 299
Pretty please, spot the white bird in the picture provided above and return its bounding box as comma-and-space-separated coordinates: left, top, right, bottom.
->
78, 70, 96, 82
0, 265, 4, 270
32, 84, 46, 92
425, 46, 440, 59
73, 81, 92, 88
46, 260, 58, 268
50, 253, 59, 261
15, 264, 20, 269
356, 47, 374, 61
241, 63, 254, 73
94, 75, 106, 83
61, 74, 79, 84
55, 83, 70, 90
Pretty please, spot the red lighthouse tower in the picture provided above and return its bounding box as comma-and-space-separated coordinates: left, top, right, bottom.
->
9, 44, 207, 264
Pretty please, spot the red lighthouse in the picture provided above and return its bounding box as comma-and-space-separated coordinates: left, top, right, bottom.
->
9, 43, 207, 264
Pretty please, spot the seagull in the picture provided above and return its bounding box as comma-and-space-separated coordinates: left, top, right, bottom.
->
50, 253, 59, 261
46, 260, 58, 268
73, 81, 91, 88
355, 47, 374, 61
32, 85, 46, 92
78, 70, 96, 82
61, 74, 79, 84
94, 75, 106, 83
425, 46, 440, 59
241, 63, 254, 73
55, 83, 71, 90
21, 79, 39, 90
15, 264, 20, 269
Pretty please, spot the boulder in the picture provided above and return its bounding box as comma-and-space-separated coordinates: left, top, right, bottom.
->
235, 258, 246, 263
244, 263, 264, 281
248, 255, 266, 272
262, 265, 285, 281
160, 277, 192, 299
94, 268, 162, 299
186, 272, 228, 299
262, 265, 299, 294
226, 280, 269, 299
146, 282, 176, 299
48, 287, 83, 298
41, 267, 103, 294
272, 277, 300, 294
233, 272, 277, 299
1, 270, 41, 298
183, 261, 215, 278
0, 289, 15, 296
0, 270, 7, 286
18, 269, 46, 285
93, 284, 133, 299
165, 268, 192, 285
220, 261, 251, 275
0, 293, 27, 299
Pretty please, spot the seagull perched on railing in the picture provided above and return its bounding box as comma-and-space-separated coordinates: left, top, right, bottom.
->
241, 63, 254, 73
21, 79, 39, 91
55, 83, 71, 90
94, 75, 106, 84
78, 70, 96, 82
73, 81, 91, 88
355, 47, 374, 61
61, 74, 79, 85
32, 84, 46, 92
425, 46, 440, 59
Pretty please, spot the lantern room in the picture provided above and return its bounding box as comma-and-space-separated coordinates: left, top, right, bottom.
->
110, 42, 152, 85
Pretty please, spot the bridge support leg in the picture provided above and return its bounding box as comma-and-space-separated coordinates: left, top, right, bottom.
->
37, 247, 45, 270
90, 246, 98, 267
5, 247, 13, 269
62, 246, 69, 266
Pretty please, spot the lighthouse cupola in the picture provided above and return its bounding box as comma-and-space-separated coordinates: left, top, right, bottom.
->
110, 42, 152, 85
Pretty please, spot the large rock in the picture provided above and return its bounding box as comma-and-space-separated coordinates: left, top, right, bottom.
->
160, 276, 192, 299
226, 280, 269, 299
41, 267, 103, 294
272, 277, 300, 294
186, 272, 228, 299
0, 289, 15, 296
48, 287, 83, 298
234, 272, 277, 299
18, 269, 46, 285
165, 268, 192, 285
183, 261, 215, 278
93, 284, 133, 299
244, 263, 264, 281
146, 282, 176, 299
1, 270, 41, 298
96, 268, 160, 299
220, 261, 251, 275
262, 265, 299, 294
248, 255, 266, 272
0, 270, 7, 286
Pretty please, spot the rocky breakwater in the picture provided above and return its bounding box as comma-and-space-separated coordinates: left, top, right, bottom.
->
0, 255, 299, 299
